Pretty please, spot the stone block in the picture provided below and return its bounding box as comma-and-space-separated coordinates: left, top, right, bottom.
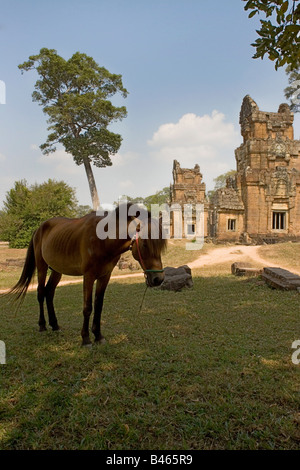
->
159, 265, 193, 292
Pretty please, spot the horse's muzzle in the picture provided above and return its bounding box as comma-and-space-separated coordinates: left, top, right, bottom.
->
146, 271, 165, 287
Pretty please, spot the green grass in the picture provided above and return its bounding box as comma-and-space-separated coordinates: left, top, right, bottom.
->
0, 270, 299, 450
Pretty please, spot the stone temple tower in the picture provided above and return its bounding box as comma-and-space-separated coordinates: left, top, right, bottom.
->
171, 160, 206, 205
170, 160, 208, 237
234, 95, 300, 241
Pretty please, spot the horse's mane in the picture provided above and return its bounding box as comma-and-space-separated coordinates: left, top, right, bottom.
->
115, 202, 167, 255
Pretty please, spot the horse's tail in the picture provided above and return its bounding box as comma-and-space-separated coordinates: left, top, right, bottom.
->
6, 235, 36, 302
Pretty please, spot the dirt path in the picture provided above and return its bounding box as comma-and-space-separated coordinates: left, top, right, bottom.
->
188, 244, 300, 274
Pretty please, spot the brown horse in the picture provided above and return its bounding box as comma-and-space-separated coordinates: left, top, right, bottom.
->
7, 203, 166, 345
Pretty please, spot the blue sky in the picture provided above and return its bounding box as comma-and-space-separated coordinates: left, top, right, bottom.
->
0, 0, 299, 209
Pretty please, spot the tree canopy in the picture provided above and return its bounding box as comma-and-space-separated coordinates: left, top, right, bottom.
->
116, 187, 171, 211
0, 179, 78, 248
18, 48, 128, 209
243, 0, 300, 70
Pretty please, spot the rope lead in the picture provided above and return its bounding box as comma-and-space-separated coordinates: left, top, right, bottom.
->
138, 284, 148, 315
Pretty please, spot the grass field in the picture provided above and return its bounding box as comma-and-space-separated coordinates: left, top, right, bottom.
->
258, 242, 300, 272
0, 242, 299, 449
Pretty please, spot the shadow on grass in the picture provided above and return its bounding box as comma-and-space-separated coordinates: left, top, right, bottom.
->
0, 275, 299, 450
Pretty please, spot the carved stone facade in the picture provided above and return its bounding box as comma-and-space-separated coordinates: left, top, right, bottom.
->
233, 95, 300, 242
170, 96, 300, 242
170, 160, 209, 238
209, 177, 244, 240
171, 160, 206, 205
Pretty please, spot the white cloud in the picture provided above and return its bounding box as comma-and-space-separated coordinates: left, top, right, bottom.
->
148, 111, 240, 164
147, 111, 241, 190
0, 153, 6, 162
0, 175, 15, 208
39, 149, 82, 176
119, 179, 133, 189
30, 143, 39, 151
111, 151, 139, 167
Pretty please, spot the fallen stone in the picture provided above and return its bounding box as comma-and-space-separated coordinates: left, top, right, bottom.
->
231, 262, 253, 274
117, 260, 128, 270
231, 262, 262, 277
5, 258, 25, 267
159, 265, 193, 292
261, 267, 300, 290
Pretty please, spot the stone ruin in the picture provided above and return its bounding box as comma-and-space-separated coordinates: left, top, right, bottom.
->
158, 265, 193, 292
170, 95, 300, 244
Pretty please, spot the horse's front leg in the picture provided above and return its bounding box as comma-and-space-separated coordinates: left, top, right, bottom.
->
45, 270, 62, 331
92, 273, 112, 344
81, 273, 96, 346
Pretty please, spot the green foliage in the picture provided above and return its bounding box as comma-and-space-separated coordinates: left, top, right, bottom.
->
212, 169, 237, 190
143, 187, 171, 209
243, 0, 300, 70
116, 187, 171, 211
207, 170, 237, 200
75, 204, 93, 217
0, 179, 78, 248
18, 48, 128, 167
284, 65, 300, 112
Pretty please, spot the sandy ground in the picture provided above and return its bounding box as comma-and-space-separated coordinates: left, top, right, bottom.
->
188, 244, 297, 271
1, 243, 299, 295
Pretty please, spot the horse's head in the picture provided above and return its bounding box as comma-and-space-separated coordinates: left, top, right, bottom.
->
131, 217, 167, 287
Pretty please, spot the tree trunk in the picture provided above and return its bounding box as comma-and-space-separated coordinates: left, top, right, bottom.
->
83, 157, 100, 210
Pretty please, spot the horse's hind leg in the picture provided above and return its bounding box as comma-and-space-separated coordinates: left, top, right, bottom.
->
45, 270, 62, 331
37, 262, 48, 332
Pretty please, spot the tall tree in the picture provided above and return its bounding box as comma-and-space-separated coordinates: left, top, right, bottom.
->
243, 0, 300, 70
19, 48, 128, 210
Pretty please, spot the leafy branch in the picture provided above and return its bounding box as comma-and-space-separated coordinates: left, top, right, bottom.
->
243, 0, 300, 70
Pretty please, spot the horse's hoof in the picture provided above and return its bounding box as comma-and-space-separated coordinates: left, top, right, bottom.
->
52, 325, 61, 332
95, 337, 106, 345
39, 326, 47, 332
82, 343, 93, 349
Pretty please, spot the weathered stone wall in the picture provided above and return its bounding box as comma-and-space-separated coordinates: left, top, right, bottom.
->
213, 211, 244, 241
